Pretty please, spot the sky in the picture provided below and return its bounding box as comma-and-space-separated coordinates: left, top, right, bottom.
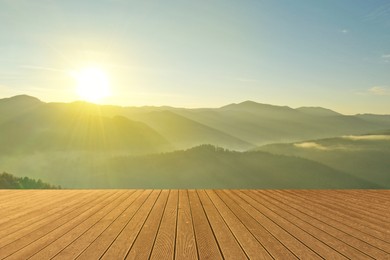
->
0, 0, 389, 114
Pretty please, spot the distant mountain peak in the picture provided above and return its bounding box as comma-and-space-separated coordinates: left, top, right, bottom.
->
221, 100, 295, 112
239, 100, 260, 106
3, 94, 42, 103
0, 95, 43, 108
236, 100, 273, 106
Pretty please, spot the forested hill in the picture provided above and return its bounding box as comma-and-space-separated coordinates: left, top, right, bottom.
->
0, 172, 61, 189
56, 145, 380, 189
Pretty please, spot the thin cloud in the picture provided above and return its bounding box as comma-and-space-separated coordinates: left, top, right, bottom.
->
343, 135, 390, 141
365, 2, 390, 22
106, 63, 179, 74
294, 142, 351, 151
382, 54, 390, 63
20, 65, 67, 73
294, 142, 329, 150
340, 29, 349, 34
368, 86, 390, 96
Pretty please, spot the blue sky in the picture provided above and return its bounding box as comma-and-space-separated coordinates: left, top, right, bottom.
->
0, 0, 389, 113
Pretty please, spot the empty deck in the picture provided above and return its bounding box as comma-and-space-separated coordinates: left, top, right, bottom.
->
0, 190, 389, 259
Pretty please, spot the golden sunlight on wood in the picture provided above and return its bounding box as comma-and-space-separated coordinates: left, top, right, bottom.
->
72, 67, 111, 102
1, 190, 388, 259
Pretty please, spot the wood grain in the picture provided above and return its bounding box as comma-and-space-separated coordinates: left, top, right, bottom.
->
0, 189, 388, 259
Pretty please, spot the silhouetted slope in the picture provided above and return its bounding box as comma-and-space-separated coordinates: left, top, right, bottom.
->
3, 144, 378, 189
257, 133, 390, 187
124, 110, 253, 150
102, 145, 379, 189
0, 100, 171, 154
296, 107, 341, 116
175, 101, 390, 145
356, 114, 390, 125
0, 94, 42, 109
86, 99, 390, 147
0, 95, 43, 122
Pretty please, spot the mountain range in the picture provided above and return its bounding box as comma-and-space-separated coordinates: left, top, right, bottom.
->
2, 95, 390, 152
1, 95, 389, 188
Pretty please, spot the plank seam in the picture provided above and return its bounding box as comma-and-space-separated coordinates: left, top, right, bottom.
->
124, 190, 163, 258
204, 190, 253, 259
74, 190, 145, 259
99, 190, 154, 258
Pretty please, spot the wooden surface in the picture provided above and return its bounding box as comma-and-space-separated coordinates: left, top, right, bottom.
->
0, 190, 389, 259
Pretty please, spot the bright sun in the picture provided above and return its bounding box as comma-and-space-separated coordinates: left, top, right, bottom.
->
72, 67, 111, 102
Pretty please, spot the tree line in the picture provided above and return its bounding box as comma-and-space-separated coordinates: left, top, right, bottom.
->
0, 172, 61, 189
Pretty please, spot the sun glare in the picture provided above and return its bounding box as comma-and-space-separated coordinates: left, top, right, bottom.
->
72, 67, 111, 102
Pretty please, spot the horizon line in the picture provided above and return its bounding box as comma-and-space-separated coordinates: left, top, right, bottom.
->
3, 94, 390, 116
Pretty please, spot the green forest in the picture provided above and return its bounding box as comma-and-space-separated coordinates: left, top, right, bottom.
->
0, 172, 60, 189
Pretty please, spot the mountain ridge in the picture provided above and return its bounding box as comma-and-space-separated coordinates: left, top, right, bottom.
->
296, 106, 341, 116
2, 94, 390, 149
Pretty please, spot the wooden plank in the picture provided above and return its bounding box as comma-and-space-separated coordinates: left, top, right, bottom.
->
0, 190, 87, 220
250, 191, 377, 259
0, 190, 42, 210
0, 191, 92, 238
4, 191, 121, 260
215, 190, 298, 259
0, 190, 388, 259
225, 190, 322, 259
256, 190, 386, 259
52, 190, 142, 259
101, 190, 161, 259
317, 190, 390, 220
175, 190, 198, 259
0, 190, 19, 198
197, 190, 247, 259
0, 191, 62, 221
263, 190, 390, 256
188, 190, 223, 259
234, 190, 346, 259
336, 190, 390, 205
275, 190, 390, 248
28, 190, 131, 260
290, 191, 390, 228
205, 190, 272, 259
77, 190, 152, 259
125, 190, 170, 259
0, 190, 42, 203
310, 191, 390, 216
285, 190, 390, 235
150, 190, 178, 260
363, 190, 390, 202
0, 190, 34, 208
0, 191, 102, 245
0, 190, 114, 258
